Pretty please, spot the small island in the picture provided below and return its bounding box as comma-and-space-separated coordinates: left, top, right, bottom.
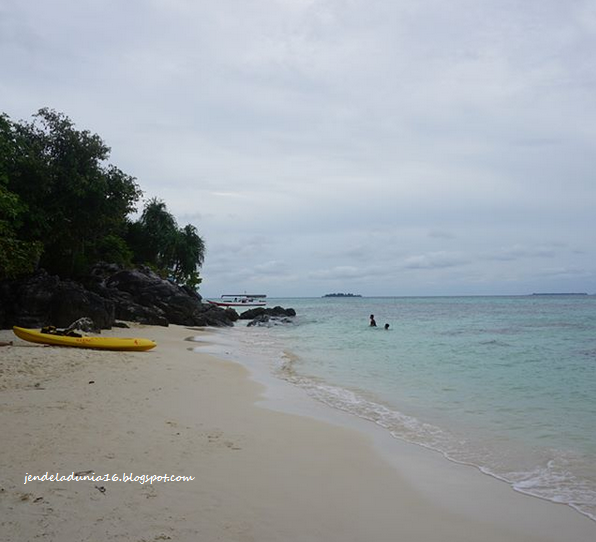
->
531, 293, 588, 296
322, 293, 362, 298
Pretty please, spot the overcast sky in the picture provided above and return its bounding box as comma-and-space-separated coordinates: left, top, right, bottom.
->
2, 0, 595, 297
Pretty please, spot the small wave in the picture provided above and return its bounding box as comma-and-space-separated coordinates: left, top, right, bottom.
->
478, 339, 512, 347
274, 363, 596, 523
278, 350, 300, 373
505, 454, 596, 520
223, 320, 596, 523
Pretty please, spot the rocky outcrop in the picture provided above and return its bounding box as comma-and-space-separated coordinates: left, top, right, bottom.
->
0, 270, 59, 328
101, 267, 238, 327
0, 266, 238, 329
49, 280, 114, 329
246, 314, 295, 327
238, 306, 297, 320
0, 270, 113, 329
239, 306, 297, 327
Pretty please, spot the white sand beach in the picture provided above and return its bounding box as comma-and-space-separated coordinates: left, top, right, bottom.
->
0, 324, 594, 542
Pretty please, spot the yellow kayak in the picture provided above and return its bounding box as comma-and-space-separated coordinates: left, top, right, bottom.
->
12, 326, 156, 351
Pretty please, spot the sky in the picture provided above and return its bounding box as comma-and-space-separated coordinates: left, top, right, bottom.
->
1, 0, 595, 297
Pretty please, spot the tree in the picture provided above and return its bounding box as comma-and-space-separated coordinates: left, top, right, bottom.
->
133, 198, 179, 269
5, 108, 142, 276
127, 198, 206, 288
0, 183, 43, 279
0, 114, 43, 279
171, 224, 205, 288
0, 109, 206, 286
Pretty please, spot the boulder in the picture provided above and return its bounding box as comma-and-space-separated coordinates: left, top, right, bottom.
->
247, 314, 295, 327
103, 267, 235, 327
66, 317, 100, 333
239, 306, 296, 320
190, 305, 239, 327
84, 265, 237, 327
0, 270, 58, 328
0, 265, 238, 330
49, 281, 114, 329
0, 270, 114, 329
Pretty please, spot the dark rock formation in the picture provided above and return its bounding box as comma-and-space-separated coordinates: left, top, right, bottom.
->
66, 317, 100, 333
246, 314, 295, 327
0, 265, 238, 329
49, 280, 114, 329
101, 267, 237, 327
0, 270, 113, 329
0, 270, 59, 328
240, 306, 297, 327
238, 306, 296, 320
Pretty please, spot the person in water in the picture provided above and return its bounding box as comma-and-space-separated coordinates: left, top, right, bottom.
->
369, 314, 377, 327
384, 323, 390, 330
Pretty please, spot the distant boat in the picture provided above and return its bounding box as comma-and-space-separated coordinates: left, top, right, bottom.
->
207, 294, 267, 307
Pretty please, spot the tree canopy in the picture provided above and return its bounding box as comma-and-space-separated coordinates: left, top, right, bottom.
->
0, 109, 206, 288
126, 198, 205, 288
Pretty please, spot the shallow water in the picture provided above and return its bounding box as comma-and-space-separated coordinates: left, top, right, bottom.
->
207, 296, 596, 521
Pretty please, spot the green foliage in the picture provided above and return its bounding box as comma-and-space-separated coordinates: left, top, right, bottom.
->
0, 109, 207, 287
0, 233, 43, 280
172, 224, 205, 287
136, 198, 179, 268
92, 234, 134, 267
2, 108, 142, 276
0, 116, 43, 279
0, 184, 43, 279
127, 199, 206, 288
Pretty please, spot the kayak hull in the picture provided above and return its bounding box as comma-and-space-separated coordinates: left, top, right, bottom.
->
12, 327, 156, 351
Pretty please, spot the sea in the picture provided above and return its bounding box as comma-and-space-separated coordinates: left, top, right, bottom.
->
198, 295, 596, 522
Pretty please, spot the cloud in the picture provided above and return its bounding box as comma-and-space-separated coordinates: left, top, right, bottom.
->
482, 245, 557, 262
428, 229, 456, 240
401, 251, 470, 270
537, 267, 595, 280
1, 0, 595, 296
307, 265, 371, 281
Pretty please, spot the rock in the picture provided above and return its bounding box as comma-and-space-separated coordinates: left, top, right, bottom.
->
190, 305, 238, 327
49, 281, 114, 329
103, 267, 235, 327
239, 306, 296, 320
247, 314, 270, 326
0, 265, 238, 330
66, 317, 99, 333
0, 270, 114, 329
0, 270, 59, 328
247, 314, 295, 327
112, 321, 130, 328
85, 281, 168, 326
87, 265, 237, 327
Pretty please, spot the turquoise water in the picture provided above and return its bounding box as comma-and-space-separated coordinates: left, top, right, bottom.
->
222, 296, 596, 521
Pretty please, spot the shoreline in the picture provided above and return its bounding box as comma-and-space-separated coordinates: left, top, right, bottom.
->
1, 324, 594, 541
196, 322, 596, 525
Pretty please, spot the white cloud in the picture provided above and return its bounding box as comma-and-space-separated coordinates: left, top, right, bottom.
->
401, 252, 470, 270
1, 0, 596, 296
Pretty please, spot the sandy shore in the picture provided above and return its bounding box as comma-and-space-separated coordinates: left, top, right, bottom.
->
0, 324, 594, 542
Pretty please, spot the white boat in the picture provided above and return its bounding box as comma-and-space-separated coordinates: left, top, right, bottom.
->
207, 294, 267, 308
